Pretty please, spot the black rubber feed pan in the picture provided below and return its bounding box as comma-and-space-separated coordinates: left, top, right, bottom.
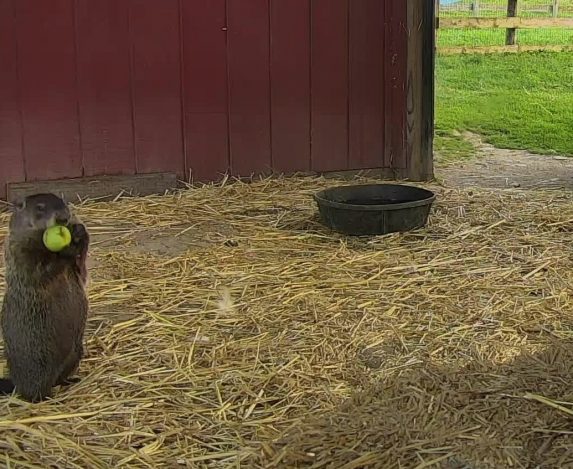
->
314, 184, 435, 236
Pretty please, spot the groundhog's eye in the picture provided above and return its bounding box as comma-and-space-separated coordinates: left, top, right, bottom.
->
35, 204, 46, 214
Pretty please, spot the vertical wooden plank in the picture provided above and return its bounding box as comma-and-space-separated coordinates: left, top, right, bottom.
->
348, 0, 384, 170
270, 0, 311, 174
383, 0, 408, 169
0, 0, 25, 199
310, 0, 349, 172
406, 0, 434, 182
76, 0, 135, 177
227, 0, 271, 177
15, 0, 82, 182
181, 0, 229, 182
129, 0, 184, 176
506, 0, 518, 46
552, 0, 559, 18
422, 0, 436, 181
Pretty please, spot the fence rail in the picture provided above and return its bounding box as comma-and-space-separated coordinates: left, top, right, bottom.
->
440, 17, 573, 28
439, 1, 573, 16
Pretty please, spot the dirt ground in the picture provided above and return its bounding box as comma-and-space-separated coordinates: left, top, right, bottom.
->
436, 132, 573, 191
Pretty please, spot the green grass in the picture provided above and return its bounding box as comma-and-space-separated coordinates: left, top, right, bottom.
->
434, 131, 476, 164
435, 51, 573, 158
438, 28, 573, 48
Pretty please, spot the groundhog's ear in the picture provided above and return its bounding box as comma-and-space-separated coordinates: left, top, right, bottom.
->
10, 197, 25, 212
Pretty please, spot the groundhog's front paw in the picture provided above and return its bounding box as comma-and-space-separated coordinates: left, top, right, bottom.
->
71, 224, 88, 244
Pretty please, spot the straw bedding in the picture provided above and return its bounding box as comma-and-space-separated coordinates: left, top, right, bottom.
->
0, 175, 572, 468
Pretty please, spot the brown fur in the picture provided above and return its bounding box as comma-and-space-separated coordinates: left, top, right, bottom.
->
0, 193, 89, 402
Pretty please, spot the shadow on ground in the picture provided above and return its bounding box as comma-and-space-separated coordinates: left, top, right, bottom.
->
256, 338, 573, 468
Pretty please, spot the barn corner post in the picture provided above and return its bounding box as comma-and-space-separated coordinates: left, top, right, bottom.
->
405, 0, 436, 182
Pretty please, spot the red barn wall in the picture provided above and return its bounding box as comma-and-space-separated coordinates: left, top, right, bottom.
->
0, 0, 411, 199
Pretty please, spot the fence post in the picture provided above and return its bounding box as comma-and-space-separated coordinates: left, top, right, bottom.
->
472, 1, 480, 16
551, 0, 559, 18
506, 0, 518, 45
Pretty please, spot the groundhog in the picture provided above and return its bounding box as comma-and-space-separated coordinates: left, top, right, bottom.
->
0, 193, 90, 402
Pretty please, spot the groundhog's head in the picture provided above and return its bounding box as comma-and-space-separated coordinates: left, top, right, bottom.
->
9, 193, 72, 236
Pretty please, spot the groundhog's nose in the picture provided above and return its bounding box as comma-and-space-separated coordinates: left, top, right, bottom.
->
55, 211, 70, 225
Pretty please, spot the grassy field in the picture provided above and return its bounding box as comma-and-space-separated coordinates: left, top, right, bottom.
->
435, 51, 573, 160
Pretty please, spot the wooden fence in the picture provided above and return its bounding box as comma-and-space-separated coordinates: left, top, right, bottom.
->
438, 0, 573, 54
